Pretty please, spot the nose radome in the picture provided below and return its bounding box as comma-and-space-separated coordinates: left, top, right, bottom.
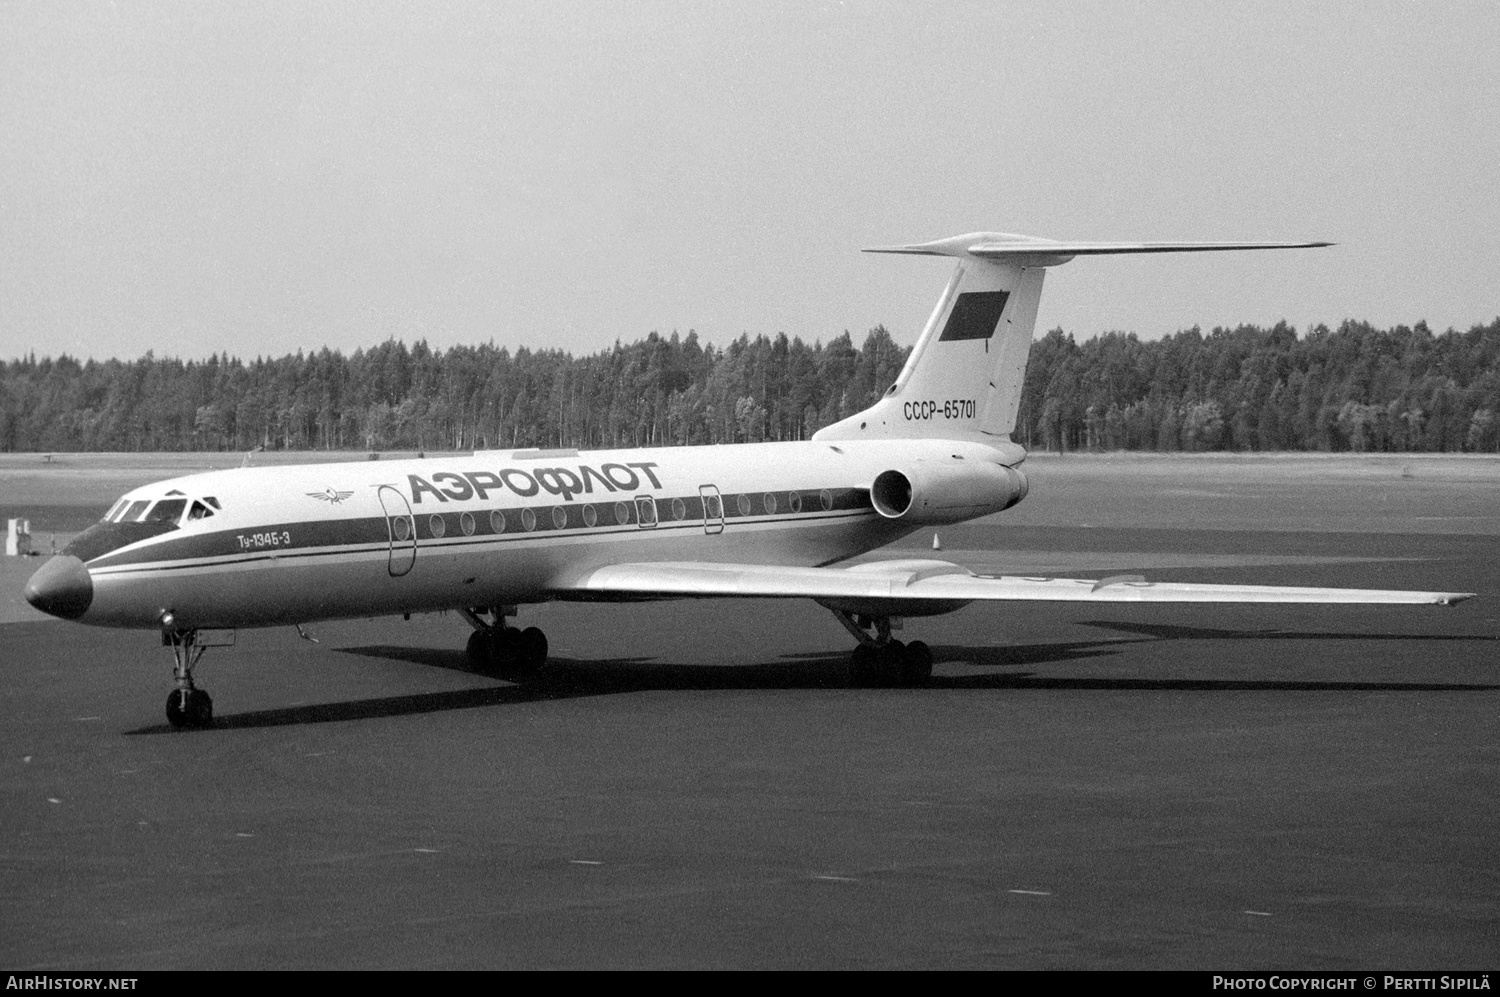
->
24, 555, 93, 620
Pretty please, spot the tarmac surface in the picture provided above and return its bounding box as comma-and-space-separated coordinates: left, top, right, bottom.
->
2, 454, 1498, 969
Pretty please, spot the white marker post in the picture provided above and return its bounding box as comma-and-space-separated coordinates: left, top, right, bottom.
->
6, 519, 31, 557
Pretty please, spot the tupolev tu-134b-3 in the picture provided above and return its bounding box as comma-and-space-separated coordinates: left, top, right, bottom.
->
24, 231, 1475, 728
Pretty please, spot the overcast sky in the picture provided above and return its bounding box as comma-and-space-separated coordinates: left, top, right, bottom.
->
3, 1, 1497, 363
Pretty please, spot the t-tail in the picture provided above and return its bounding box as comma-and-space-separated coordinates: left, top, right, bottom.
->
813, 231, 1332, 450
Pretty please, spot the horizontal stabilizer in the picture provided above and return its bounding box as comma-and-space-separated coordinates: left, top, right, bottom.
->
864, 232, 1332, 267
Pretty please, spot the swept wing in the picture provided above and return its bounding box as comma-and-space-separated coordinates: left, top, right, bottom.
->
557, 559, 1473, 607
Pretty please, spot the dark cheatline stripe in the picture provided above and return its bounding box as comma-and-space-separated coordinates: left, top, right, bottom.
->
88, 515, 392, 568
64, 520, 179, 562
87, 486, 875, 569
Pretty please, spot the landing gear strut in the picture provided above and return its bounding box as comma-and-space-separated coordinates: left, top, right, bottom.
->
461, 606, 548, 680
163, 629, 213, 729
831, 611, 933, 688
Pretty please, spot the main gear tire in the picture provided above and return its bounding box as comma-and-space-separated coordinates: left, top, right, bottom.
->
506, 627, 548, 679
466, 629, 491, 668
851, 643, 904, 688
899, 640, 933, 686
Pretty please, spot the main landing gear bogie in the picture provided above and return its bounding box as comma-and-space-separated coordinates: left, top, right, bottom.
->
463, 608, 548, 680
849, 638, 933, 688
832, 610, 934, 688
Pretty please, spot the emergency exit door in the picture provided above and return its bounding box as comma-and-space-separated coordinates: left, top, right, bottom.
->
699, 485, 724, 535
377, 486, 416, 577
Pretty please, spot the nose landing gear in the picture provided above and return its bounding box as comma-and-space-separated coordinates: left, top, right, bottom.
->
461, 606, 548, 680
165, 686, 213, 728
832, 611, 933, 688
163, 629, 214, 729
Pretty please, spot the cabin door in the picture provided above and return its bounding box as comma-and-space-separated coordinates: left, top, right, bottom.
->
699, 485, 724, 535
378, 485, 416, 577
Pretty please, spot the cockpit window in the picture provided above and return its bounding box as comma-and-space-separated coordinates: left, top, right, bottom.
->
204, 497, 221, 510
122, 499, 151, 522
188, 500, 214, 521
144, 499, 187, 524
103, 499, 127, 523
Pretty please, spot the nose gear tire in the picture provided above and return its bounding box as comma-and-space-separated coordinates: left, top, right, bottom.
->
165, 688, 213, 729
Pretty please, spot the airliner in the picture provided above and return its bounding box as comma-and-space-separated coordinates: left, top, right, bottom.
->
23, 231, 1475, 728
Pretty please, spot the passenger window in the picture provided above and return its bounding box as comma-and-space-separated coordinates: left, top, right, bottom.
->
144, 499, 187, 524
123, 500, 151, 522
188, 501, 214, 521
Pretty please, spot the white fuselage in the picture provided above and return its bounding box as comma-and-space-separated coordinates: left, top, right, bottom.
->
69, 437, 1019, 630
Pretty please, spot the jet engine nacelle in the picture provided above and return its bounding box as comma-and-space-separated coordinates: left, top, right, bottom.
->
869, 461, 1028, 525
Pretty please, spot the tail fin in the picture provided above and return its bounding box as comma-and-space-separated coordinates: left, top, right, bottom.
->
813, 232, 1331, 448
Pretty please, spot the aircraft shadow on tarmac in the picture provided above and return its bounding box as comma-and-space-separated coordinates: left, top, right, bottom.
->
124, 624, 1497, 733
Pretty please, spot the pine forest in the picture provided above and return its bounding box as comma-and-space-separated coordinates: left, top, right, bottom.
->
3, 317, 1499, 455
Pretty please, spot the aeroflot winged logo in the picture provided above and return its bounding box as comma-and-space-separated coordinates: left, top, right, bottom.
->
308, 488, 355, 504
406, 461, 663, 504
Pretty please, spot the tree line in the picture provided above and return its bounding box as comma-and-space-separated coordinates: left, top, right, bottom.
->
0, 329, 907, 453
1019, 318, 1500, 453
2, 317, 1498, 454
